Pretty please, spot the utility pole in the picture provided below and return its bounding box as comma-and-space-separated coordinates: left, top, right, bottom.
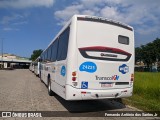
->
1, 38, 4, 69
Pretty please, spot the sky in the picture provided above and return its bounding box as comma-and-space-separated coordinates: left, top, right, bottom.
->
0, 0, 160, 58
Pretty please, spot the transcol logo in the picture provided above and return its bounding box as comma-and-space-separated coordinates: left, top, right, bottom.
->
112, 75, 120, 80
96, 75, 119, 80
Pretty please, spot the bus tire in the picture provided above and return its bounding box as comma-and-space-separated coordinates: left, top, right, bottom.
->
48, 79, 54, 96
36, 74, 39, 77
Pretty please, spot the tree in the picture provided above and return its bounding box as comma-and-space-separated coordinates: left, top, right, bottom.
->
135, 38, 160, 69
135, 47, 142, 63
30, 49, 43, 61
141, 43, 155, 68
152, 38, 160, 61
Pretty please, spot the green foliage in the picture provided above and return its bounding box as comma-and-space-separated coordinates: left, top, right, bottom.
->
135, 38, 160, 67
134, 72, 160, 99
135, 47, 142, 63
30, 49, 43, 61
123, 72, 160, 111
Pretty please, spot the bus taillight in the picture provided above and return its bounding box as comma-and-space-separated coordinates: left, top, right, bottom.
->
72, 71, 78, 86
72, 71, 77, 81
72, 77, 76, 81
131, 73, 134, 81
72, 71, 76, 76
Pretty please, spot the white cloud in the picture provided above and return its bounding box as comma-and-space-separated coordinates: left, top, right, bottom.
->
1, 13, 29, 32
1, 14, 28, 25
3, 27, 19, 31
54, 4, 83, 25
80, 0, 122, 8
100, 7, 119, 19
12, 21, 28, 25
54, 0, 160, 35
136, 24, 160, 35
53, 0, 125, 25
0, 0, 55, 9
80, 0, 103, 8
82, 10, 95, 16
1, 14, 23, 25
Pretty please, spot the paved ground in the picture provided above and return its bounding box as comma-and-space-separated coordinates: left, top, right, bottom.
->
0, 69, 158, 120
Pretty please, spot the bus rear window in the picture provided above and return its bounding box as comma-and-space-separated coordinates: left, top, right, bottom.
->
118, 35, 129, 45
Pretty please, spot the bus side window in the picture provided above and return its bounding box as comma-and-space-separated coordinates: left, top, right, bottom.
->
44, 50, 48, 62
47, 46, 52, 62
51, 39, 58, 62
57, 27, 70, 61
42, 54, 44, 62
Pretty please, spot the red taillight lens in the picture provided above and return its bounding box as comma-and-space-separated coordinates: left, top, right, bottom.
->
72, 77, 76, 81
124, 90, 127, 92
131, 78, 134, 81
72, 71, 77, 81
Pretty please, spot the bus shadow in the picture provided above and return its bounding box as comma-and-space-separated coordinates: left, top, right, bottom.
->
54, 95, 126, 113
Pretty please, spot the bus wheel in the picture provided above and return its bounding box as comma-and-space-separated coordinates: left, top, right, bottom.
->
37, 74, 39, 77
48, 80, 54, 96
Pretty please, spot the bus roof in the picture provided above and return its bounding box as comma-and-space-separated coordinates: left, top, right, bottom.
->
77, 15, 133, 31
41, 15, 133, 55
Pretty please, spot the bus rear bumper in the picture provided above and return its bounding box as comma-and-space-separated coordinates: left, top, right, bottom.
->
66, 85, 133, 100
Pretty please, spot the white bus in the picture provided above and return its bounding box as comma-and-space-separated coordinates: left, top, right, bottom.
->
34, 57, 40, 77
40, 15, 134, 100
29, 62, 33, 71
29, 62, 34, 73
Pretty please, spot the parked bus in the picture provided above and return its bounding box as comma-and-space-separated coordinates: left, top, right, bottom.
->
40, 15, 134, 100
34, 57, 40, 77
29, 62, 32, 71
29, 62, 34, 73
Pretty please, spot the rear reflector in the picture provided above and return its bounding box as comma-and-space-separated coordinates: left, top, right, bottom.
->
72, 82, 78, 86
81, 91, 86, 94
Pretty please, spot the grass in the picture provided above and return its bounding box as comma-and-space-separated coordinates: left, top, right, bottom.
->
122, 72, 160, 111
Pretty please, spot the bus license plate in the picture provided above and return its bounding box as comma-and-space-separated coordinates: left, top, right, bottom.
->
101, 83, 113, 87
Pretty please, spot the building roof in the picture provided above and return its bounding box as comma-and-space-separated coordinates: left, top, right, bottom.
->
0, 53, 31, 63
